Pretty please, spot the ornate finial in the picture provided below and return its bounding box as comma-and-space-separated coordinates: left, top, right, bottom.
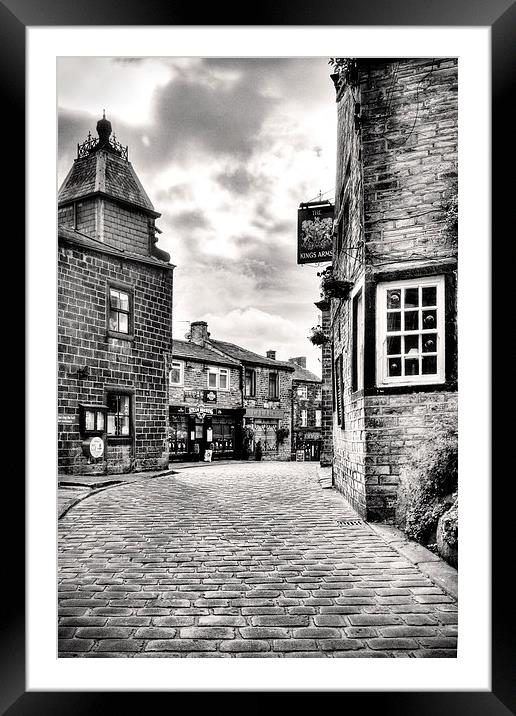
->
96, 110, 112, 147
103, 109, 106, 119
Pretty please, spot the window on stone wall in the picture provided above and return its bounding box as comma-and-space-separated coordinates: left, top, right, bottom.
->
297, 385, 308, 400
301, 409, 307, 427
245, 368, 256, 397
253, 418, 279, 452
315, 409, 322, 427
207, 366, 230, 391
352, 289, 364, 392
268, 372, 279, 399
170, 360, 184, 386
108, 286, 132, 336
376, 276, 445, 386
334, 354, 344, 427
106, 393, 131, 437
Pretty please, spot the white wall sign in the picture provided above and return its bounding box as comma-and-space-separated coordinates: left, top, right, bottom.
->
89, 436, 104, 458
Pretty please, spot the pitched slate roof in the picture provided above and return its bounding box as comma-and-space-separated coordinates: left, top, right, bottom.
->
209, 340, 295, 371
172, 339, 240, 367
291, 364, 322, 383
58, 150, 157, 215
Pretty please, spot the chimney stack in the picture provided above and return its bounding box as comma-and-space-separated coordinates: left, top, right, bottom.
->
289, 356, 307, 368
190, 321, 210, 346
266, 350, 276, 360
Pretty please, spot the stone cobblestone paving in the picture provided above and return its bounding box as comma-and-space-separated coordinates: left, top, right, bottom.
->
58, 462, 458, 658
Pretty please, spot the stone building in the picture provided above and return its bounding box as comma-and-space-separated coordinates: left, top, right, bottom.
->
58, 114, 174, 474
289, 357, 322, 461
169, 333, 243, 461
169, 321, 295, 461
326, 59, 458, 521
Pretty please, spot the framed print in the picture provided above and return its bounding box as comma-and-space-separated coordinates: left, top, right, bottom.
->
5, 0, 512, 710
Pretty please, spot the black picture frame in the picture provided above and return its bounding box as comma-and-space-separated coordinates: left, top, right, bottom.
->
8, 0, 511, 711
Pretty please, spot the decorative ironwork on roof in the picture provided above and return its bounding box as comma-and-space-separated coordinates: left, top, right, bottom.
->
77, 111, 129, 160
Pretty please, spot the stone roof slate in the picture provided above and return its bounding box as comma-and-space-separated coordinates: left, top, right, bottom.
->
172, 339, 240, 367
209, 340, 295, 371
291, 364, 322, 383
58, 225, 173, 269
58, 150, 157, 215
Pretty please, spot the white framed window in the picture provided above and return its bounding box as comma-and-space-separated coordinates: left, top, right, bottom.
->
207, 366, 230, 391
315, 409, 322, 427
170, 360, 184, 386
297, 385, 308, 400
376, 276, 445, 386
301, 409, 308, 427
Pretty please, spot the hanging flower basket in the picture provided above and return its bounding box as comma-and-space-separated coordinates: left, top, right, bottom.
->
308, 326, 330, 346
275, 426, 290, 446
319, 267, 353, 300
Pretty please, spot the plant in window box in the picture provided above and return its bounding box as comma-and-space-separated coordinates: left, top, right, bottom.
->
318, 266, 353, 300
308, 325, 329, 346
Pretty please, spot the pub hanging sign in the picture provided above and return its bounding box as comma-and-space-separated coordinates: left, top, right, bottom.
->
297, 199, 334, 264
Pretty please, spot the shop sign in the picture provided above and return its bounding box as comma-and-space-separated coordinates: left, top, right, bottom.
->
187, 406, 214, 416
184, 390, 201, 400
59, 414, 75, 424
203, 390, 217, 403
89, 436, 104, 458
245, 407, 284, 418
297, 200, 334, 264
303, 432, 321, 441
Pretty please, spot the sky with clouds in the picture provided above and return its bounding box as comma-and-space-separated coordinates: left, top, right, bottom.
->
58, 57, 337, 376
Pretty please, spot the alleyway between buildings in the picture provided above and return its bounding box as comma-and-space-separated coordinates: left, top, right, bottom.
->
58, 463, 457, 658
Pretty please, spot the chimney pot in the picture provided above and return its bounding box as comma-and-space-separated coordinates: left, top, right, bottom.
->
266, 350, 276, 360
288, 356, 307, 368
190, 321, 210, 345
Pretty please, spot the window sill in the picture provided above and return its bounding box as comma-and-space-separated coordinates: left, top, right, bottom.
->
107, 331, 135, 342
106, 435, 133, 445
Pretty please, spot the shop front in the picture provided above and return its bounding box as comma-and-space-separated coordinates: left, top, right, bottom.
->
294, 430, 322, 462
169, 405, 244, 461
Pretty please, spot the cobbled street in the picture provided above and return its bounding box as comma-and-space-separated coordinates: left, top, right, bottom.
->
58, 462, 458, 658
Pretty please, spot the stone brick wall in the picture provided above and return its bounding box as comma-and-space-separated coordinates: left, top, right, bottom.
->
169, 362, 242, 409
363, 391, 458, 521
58, 240, 173, 474
359, 59, 458, 267
243, 364, 293, 461
58, 198, 152, 257
101, 200, 151, 256
330, 58, 458, 521
292, 381, 322, 429
331, 297, 368, 516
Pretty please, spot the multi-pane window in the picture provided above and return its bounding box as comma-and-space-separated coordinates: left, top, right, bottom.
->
301, 409, 308, 427
108, 287, 131, 335
207, 366, 230, 391
377, 276, 445, 385
268, 372, 279, 399
170, 360, 184, 386
106, 393, 131, 436
315, 409, 322, 427
245, 368, 256, 397
297, 385, 308, 400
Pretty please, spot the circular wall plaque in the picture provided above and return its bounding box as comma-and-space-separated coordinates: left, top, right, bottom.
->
89, 436, 104, 458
